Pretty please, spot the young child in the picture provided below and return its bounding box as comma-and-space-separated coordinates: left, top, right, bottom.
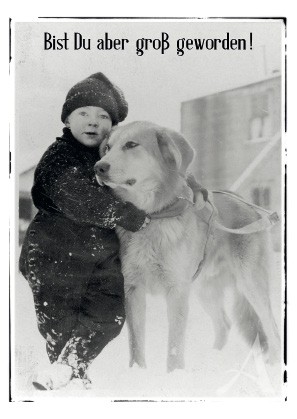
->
19, 72, 188, 391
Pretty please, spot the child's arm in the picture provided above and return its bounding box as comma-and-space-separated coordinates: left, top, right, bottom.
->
32, 147, 146, 232
32, 141, 190, 231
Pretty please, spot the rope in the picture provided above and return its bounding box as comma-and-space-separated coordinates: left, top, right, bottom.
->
191, 190, 279, 280
210, 191, 279, 234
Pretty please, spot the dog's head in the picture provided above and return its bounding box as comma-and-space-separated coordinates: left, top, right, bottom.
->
94, 121, 194, 212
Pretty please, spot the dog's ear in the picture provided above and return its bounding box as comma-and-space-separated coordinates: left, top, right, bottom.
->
165, 129, 195, 175
156, 130, 182, 170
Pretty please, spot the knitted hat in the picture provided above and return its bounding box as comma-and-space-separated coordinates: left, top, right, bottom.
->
61, 72, 128, 125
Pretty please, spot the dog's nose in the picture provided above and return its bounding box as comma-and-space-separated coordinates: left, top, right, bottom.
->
94, 161, 111, 175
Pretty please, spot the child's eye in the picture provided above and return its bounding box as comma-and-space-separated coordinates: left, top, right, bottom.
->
124, 141, 139, 150
79, 111, 88, 116
98, 114, 110, 120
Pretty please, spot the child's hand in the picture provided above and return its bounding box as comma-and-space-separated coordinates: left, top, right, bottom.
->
150, 198, 189, 219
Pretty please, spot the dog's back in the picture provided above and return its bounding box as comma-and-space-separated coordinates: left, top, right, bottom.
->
196, 191, 279, 362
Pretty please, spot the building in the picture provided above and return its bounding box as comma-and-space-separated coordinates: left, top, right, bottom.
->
19, 164, 37, 245
181, 75, 282, 249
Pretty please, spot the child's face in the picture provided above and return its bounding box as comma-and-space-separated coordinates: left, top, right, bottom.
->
65, 106, 112, 148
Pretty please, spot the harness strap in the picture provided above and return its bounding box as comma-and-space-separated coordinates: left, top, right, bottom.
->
191, 190, 279, 281
210, 191, 279, 234
192, 202, 216, 280
212, 190, 275, 215
192, 189, 279, 234
213, 212, 279, 234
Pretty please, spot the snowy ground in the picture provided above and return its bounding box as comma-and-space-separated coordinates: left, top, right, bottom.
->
11, 250, 284, 401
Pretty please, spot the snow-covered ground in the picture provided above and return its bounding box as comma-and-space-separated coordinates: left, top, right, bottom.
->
11, 251, 284, 401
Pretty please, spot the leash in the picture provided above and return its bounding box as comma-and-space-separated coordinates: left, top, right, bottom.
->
191, 189, 279, 280
192, 200, 217, 280
148, 178, 279, 280
209, 191, 279, 235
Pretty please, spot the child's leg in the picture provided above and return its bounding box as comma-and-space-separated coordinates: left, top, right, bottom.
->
57, 254, 125, 378
26, 281, 81, 390
29, 281, 80, 362
22, 240, 82, 364
24, 255, 85, 363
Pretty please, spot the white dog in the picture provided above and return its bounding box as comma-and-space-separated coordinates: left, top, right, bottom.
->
95, 121, 280, 372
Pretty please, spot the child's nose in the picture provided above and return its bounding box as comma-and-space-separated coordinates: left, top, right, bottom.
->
88, 114, 101, 126
88, 118, 99, 127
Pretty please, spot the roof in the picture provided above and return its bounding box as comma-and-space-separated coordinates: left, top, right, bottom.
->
181, 74, 281, 105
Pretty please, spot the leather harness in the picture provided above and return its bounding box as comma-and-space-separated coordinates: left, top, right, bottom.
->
191, 190, 279, 280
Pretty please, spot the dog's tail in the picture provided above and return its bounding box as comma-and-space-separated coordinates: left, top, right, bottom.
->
233, 292, 268, 353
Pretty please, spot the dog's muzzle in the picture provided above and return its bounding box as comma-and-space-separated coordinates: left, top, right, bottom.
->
94, 161, 111, 186
94, 161, 110, 175
94, 161, 137, 187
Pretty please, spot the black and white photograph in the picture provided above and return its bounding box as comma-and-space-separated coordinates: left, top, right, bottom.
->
10, 16, 285, 402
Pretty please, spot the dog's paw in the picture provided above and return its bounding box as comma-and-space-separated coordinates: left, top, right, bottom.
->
213, 324, 231, 350
213, 332, 229, 350
264, 347, 280, 365
167, 354, 185, 373
129, 360, 147, 370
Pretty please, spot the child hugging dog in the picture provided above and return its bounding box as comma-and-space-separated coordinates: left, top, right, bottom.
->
19, 72, 188, 390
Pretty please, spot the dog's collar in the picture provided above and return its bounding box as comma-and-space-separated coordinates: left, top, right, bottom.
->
149, 183, 195, 216
150, 197, 182, 216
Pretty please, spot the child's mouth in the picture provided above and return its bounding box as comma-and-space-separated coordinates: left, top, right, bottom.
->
84, 132, 98, 137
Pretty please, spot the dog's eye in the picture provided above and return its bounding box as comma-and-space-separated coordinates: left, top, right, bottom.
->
124, 141, 139, 150
105, 144, 111, 153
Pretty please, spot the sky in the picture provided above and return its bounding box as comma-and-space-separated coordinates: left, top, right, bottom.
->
14, 19, 283, 171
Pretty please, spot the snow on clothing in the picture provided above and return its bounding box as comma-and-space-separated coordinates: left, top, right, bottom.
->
19, 127, 146, 379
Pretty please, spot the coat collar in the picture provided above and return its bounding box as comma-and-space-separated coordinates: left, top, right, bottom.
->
57, 127, 100, 159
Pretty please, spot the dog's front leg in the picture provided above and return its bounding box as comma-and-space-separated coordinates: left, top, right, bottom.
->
166, 284, 190, 373
125, 284, 147, 368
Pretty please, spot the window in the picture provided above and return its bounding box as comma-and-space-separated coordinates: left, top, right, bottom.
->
249, 89, 273, 141
252, 186, 271, 208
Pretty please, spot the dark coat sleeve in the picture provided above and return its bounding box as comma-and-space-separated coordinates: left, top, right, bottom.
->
32, 142, 146, 232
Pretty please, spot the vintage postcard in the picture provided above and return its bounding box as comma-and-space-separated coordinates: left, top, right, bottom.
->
10, 17, 285, 401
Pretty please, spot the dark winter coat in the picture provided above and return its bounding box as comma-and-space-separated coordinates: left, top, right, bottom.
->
19, 127, 146, 281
